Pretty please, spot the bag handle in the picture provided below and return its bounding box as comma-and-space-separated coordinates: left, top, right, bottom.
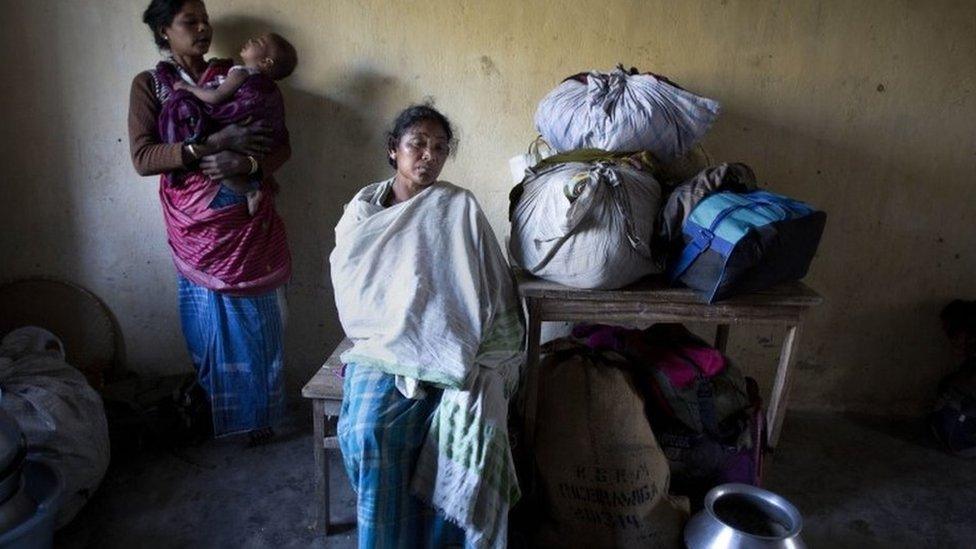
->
528, 136, 554, 160
668, 225, 714, 283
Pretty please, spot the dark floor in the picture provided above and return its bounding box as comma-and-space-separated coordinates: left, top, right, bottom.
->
58, 409, 976, 548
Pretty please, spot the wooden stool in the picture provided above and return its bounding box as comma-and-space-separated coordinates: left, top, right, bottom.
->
301, 338, 352, 535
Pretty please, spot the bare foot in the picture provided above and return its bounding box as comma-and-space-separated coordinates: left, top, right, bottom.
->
247, 427, 274, 447
246, 190, 263, 216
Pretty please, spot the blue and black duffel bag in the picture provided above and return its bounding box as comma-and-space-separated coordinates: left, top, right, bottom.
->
668, 190, 826, 302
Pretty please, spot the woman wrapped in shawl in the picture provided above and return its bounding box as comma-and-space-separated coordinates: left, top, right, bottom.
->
128, 0, 291, 444
330, 105, 525, 548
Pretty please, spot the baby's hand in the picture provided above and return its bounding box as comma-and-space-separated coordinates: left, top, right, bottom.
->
173, 81, 189, 91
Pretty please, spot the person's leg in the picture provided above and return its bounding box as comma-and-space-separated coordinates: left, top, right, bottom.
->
247, 426, 274, 446
338, 364, 456, 548
177, 276, 217, 425
179, 277, 285, 438
216, 288, 284, 439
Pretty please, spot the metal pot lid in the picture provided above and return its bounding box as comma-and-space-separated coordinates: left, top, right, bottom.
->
0, 408, 25, 476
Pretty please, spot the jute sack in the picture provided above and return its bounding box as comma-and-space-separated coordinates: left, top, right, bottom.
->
534, 340, 688, 548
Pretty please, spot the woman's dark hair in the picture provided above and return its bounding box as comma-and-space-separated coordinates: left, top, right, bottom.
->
386, 104, 456, 168
143, 0, 192, 49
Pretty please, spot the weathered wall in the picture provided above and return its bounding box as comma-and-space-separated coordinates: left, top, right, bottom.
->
1, 0, 973, 413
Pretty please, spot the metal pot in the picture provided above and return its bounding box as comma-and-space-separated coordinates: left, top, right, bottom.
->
0, 409, 23, 478
0, 476, 36, 534
0, 448, 25, 505
0, 408, 26, 506
0, 460, 60, 548
684, 483, 806, 549
0, 408, 36, 536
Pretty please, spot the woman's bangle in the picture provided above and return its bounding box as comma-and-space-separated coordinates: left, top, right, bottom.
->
246, 155, 259, 175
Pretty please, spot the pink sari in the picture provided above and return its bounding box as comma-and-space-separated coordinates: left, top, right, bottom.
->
152, 60, 291, 295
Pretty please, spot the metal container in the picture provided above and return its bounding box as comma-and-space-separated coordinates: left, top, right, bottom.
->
0, 407, 37, 537
0, 460, 60, 549
684, 483, 806, 549
0, 453, 25, 507
0, 476, 36, 534
0, 409, 24, 479
0, 408, 27, 507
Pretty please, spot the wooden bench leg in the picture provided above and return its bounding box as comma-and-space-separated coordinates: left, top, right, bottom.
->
312, 399, 329, 535
766, 323, 802, 449
714, 324, 731, 353
523, 298, 543, 452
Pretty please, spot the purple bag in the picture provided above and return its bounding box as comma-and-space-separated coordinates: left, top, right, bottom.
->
655, 377, 766, 508
574, 323, 767, 509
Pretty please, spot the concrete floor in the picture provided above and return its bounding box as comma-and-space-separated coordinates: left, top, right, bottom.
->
57, 409, 976, 548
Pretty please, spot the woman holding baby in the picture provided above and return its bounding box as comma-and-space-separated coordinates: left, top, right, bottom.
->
128, 0, 295, 445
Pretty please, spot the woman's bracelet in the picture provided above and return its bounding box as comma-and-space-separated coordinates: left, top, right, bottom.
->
246, 155, 259, 175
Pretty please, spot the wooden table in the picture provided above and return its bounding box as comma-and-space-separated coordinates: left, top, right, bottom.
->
517, 272, 823, 449
301, 338, 352, 535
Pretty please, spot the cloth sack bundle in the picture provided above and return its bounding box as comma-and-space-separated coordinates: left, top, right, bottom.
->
668, 190, 827, 302
573, 323, 766, 508
0, 327, 110, 528
655, 162, 758, 257
535, 65, 720, 161
533, 339, 688, 548
509, 159, 662, 289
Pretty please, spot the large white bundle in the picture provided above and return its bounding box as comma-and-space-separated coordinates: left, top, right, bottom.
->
535, 66, 720, 160
510, 161, 662, 289
0, 327, 110, 528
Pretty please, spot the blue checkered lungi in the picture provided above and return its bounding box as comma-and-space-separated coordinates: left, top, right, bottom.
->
178, 276, 285, 436
338, 363, 466, 548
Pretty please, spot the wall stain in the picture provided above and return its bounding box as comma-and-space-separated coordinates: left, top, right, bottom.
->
479, 55, 500, 78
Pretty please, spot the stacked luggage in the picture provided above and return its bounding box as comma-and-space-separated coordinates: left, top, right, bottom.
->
508, 64, 826, 301
530, 323, 768, 546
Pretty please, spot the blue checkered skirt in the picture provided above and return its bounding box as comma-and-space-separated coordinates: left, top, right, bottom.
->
338, 363, 466, 548
178, 276, 285, 436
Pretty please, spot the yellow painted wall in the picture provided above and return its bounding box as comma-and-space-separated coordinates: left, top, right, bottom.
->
1, 1, 973, 413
